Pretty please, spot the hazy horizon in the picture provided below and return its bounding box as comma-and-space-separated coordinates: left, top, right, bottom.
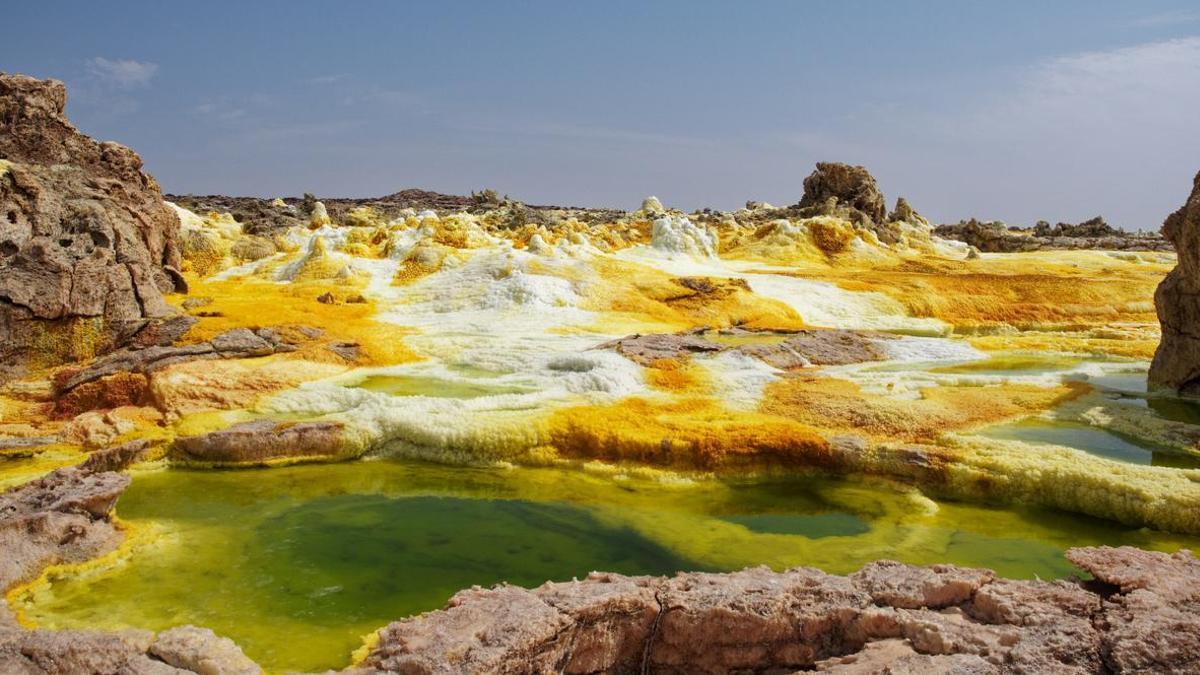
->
7, 1, 1200, 229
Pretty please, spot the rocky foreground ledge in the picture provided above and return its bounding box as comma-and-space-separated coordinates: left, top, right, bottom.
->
347, 546, 1200, 674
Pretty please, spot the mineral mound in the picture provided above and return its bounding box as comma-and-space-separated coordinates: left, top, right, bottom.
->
0, 73, 184, 379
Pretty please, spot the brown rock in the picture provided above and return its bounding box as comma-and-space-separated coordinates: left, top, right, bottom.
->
149, 625, 260, 675
355, 548, 1200, 674
79, 438, 161, 473
0, 73, 184, 380
327, 341, 362, 362
129, 314, 198, 348
0, 628, 168, 675
888, 197, 928, 226
597, 329, 890, 369
1150, 171, 1200, 393
595, 333, 722, 365
1068, 546, 1200, 674
56, 326, 303, 396
650, 566, 867, 673
51, 371, 150, 418
735, 329, 892, 368
173, 419, 346, 464
0, 468, 129, 591
850, 560, 994, 610
209, 328, 273, 357
798, 162, 888, 225
0, 624, 260, 674
362, 585, 574, 674
814, 638, 996, 674
933, 219, 1041, 253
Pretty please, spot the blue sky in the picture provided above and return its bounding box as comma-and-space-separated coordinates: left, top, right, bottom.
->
6, 1, 1200, 228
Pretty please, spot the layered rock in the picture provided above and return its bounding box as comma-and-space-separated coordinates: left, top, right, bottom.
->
935, 216, 1169, 253
0, 73, 185, 379
797, 162, 888, 225
173, 419, 347, 465
350, 546, 1196, 674
0, 624, 260, 675
1150, 171, 1200, 393
0, 467, 129, 591
597, 328, 892, 369
789, 162, 930, 246
1067, 547, 1200, 673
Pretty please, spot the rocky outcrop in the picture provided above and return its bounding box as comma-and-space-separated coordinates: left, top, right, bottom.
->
0, 624, 260, 675
935, 216, 1169, 253
148, 625, 261, 675
789, 163, 931, 245
1067, 547, 1200, 673
0, 73, 185, 379
166, 189, 622, 236
53, 326, 303, 397
797, 162, 887, 225
596, 333, 722, 365
173, 419, 346, 465
351, 546, 1197, 675
1150, 171, 1200, 393
0, 467, 129, 591
887, 196, 927, 226
1033, 216, 1120, 239
933, 219, 1039, 253
598, 328, 891, 369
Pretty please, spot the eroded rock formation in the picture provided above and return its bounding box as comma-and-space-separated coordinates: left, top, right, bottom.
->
173, 419, 346, 465
0, 624, 260, 675
797, 162, 888, 225
597, 328, 892, 369
1150, 171, 1200, 393
350, 546, 1199, 675
934, 216, 1169, 253
0, 467, 129, 591
0, 73, 185, 380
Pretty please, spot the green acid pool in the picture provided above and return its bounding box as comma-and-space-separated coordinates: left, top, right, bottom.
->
13, 460, 1199, 672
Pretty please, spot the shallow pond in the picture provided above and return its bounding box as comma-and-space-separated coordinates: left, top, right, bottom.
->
976, 418, 1200, 468
13, 459, 1199, 672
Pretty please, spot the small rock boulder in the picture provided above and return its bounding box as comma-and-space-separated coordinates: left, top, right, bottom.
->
173, 419, 347, 464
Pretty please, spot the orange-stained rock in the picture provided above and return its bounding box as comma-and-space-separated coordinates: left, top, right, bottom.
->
51, 372, 149, 418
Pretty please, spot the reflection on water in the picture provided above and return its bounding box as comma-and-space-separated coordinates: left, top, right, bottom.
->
1148, 395, 1200, 426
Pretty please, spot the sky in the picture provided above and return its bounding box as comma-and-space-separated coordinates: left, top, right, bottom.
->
5, 1, 1200, 229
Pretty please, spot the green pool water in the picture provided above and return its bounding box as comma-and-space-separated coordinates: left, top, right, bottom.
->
15, 460, 1199, 673
1147, 395, 1200, 426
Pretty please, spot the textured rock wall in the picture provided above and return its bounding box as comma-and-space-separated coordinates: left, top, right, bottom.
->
351, 546, 1200, 675
0, 73, 184, 379
1150, 171, 1200, 392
